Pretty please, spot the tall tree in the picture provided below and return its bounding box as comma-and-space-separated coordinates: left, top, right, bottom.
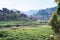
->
50, 0, 60, 33
49, 0, 60, 40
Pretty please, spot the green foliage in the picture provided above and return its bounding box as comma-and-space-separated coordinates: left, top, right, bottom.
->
54, 0, 60, 3
0, 20, 49, 28
0, 38, 3, 40
0, 21, 31, 27
50, 1, 60, 33
50, 12, 57, 26
57, 2, 60, 15
0, 26, 54, 40
0, 8, 28, 21
49, 12, 59, 33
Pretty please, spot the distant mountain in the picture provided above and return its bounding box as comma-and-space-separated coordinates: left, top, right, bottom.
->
0, 7, 57, 21
25, 10, 38, 16
26, 6, 57, 20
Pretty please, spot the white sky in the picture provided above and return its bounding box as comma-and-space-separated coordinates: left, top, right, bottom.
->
0, 0, 57, 12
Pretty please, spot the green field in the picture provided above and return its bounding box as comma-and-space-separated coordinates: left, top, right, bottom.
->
0, 20, 48, 27
0, 21, 33, 27
0, 25, 54, 40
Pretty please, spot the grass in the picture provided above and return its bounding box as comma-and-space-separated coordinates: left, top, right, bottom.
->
0, 25, 54, 40
0, 21, 31, 27
0, 20, 48, 27
0, 21, 36, 27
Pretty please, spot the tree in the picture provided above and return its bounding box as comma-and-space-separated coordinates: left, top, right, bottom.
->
54, 0, 60, 3
50, 0, 60, 33
50, 12, 59, 33
49, 1, 60, 40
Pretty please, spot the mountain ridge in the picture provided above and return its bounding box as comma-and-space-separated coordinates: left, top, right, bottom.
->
25, 6, 57, 20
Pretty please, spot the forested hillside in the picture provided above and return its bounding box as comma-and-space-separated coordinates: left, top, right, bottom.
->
27, 6, 57, 20
0, 7, 57, 21
0, 8, 28, 21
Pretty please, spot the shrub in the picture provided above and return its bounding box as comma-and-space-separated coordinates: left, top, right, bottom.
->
16, 24, 20, 27
49, 12, 59, 33
0, 38, 3, 40
5, 25, 12, 27
5, 37, 15, 40
0, 31, 8, 38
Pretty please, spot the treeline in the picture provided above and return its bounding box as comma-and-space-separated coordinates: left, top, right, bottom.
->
0, 8, 28, 21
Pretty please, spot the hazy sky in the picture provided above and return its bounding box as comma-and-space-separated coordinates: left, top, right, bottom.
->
0, 0, 57, 12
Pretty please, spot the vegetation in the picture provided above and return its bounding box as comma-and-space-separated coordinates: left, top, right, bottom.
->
50, 12, 58, 33
0, 8, 28, 21
0, 0, 59, 40
0, 26, 54, 40
50, 0, 60, 33
49, 0, 60, 40
0, 20, 49, 28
